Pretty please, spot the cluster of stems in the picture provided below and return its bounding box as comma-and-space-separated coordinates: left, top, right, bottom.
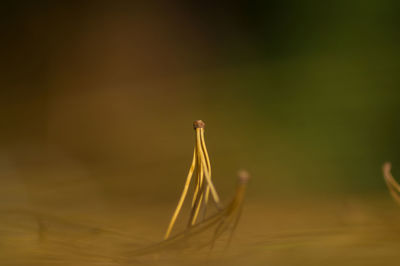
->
131, 170, 249, 257
164, 120, 221, 240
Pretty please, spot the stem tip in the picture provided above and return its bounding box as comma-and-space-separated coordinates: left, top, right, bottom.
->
383, 162, 392, 176
238, 170, 250, 183
193, 120, 206, 129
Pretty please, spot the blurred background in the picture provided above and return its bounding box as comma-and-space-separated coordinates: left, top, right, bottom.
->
1, 1, 400, 265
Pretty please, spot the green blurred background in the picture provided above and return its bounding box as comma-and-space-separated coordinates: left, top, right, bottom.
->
1, 1, 400, 209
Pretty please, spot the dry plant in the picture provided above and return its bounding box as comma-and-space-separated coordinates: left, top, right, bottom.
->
383, 162, 400, 205
164, 120, 222, 239
129, 170, 250, 257
129, 120, 250, 257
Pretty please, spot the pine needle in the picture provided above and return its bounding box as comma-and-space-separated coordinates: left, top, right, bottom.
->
164, 120, 222, 239
383, 162, 400, 205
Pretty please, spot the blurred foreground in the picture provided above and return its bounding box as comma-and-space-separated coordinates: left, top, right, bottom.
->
1, 175, 400, 265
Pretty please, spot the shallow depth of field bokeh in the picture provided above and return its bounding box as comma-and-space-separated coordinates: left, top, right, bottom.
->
1, 1, 400, 265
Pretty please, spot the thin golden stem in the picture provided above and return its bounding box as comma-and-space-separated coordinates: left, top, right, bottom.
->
200, 128, 211, 209
189, 184, 205, 226
200, 128, 211, 176
164, 148, 197, 240
191, 155, 202, 207
196, 128, 221, 207
190, 128, 208, 225
192, 130, 204, 207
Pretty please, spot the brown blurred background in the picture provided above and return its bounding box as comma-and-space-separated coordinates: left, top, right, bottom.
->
2, 1, 400, 265
1, 0, 400, 217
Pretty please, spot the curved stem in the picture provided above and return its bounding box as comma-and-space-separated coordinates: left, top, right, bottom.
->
196, 129, 221, 208
164, 148, 197, 239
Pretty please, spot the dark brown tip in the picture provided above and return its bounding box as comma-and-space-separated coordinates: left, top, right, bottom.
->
193, 120, 206, 129
238, 169, 250, 183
